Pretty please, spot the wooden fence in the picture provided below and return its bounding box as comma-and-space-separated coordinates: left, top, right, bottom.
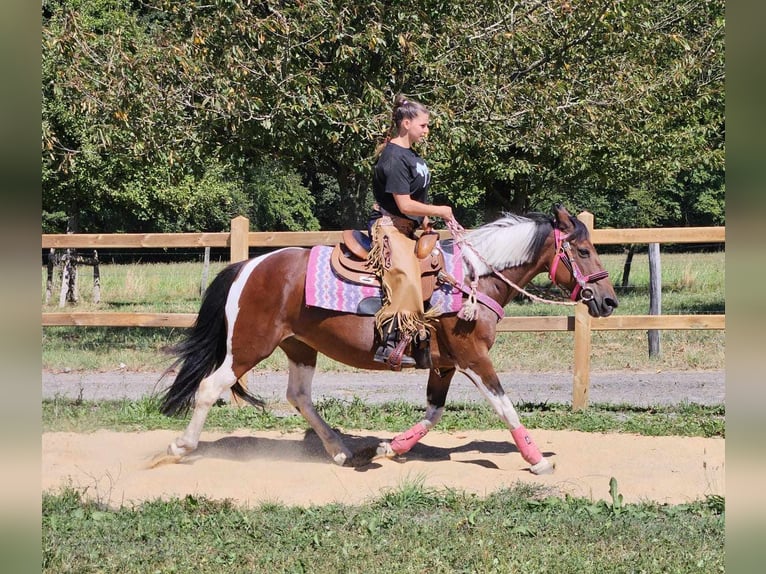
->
42, 214, 725, 410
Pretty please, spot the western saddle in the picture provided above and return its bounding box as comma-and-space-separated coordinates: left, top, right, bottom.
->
330, 229, 444, 301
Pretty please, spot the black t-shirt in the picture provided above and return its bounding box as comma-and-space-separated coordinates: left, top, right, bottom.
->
370, 143, 431, 225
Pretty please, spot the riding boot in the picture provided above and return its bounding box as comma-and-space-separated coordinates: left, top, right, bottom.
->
411, 329, 432, 370
374, 323, 416, 370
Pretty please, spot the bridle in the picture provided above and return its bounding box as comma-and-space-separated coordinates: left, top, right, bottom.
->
444, 217, 607, 316
549, 228, 609, 302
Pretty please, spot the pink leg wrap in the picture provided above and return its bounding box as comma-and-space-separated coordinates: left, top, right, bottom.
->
511, 425, 543, 465
390, 422, 430, 455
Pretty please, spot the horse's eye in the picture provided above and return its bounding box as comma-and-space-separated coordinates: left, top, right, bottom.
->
577, 248, 590, 258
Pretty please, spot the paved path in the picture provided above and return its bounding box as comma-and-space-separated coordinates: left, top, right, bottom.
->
43, 369, 725, 407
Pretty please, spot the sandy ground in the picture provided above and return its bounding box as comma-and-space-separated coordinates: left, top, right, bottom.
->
42, 427, 724, 508
42, 369, 725, 508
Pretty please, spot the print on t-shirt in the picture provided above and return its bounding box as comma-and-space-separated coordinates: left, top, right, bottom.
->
416, 161, 430, 189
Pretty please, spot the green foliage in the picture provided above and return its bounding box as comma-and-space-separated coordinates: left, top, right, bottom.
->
242, 158, 320, 231
42, 0, 724, 231
42, 0, 180, 232
608, 476, 624, 515
42, 210, 69, 234
104, 162, 252, 232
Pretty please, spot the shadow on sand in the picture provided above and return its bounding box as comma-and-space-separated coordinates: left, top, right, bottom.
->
179, 429, 554, 471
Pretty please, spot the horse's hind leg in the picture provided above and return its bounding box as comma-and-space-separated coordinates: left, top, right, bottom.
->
281, 339, 353, 466
168, 364, 238, 457
380, 367, 457, 456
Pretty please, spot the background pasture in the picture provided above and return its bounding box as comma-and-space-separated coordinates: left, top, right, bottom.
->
42, 250, 725, 373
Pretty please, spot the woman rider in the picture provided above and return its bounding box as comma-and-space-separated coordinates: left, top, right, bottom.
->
368, 94, 454, 370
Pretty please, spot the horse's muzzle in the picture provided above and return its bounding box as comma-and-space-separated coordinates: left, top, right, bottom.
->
586, 295, 618, 318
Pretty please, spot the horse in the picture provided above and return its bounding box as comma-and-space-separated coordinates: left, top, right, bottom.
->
159, 204, 618, 475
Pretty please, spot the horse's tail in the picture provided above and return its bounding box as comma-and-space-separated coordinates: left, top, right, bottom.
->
159, 260, 264, 416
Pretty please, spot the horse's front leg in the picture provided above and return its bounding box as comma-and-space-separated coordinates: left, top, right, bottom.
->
460, 360, 555, 475
379, 367, 457, 457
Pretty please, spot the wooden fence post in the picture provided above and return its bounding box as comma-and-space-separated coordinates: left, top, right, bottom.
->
229, 216, 250, 406
648, 242, 662, 357
230, 216, 250, 263
572, 211, 595, 411
572, 301, 593, 410
578, 210, 594, 234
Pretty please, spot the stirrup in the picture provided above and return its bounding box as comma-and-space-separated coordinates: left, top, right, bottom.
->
374, 338, 416, 370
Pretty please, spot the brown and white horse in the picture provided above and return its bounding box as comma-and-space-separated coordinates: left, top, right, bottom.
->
160, 204, 617, 474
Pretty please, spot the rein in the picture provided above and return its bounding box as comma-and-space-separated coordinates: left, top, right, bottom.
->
436, 270, 505, 320
444, 218, 581, 317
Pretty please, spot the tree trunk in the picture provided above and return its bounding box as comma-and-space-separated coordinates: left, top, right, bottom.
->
335, 167, 370, 229
46, 249, 56, 304
508, 178, 530, 214
621, 245, 635, 288
67, 213, 80, 233
485, 179, 530, 220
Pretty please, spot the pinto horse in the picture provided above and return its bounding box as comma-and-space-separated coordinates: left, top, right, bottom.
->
159, 204, 617, 474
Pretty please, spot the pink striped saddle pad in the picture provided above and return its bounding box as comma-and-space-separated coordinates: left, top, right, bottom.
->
305, 241, 465, 316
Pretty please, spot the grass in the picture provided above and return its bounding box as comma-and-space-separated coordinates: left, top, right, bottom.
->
42, 396, 725, 438
41, 251, 725, 372
43, 482, 724, 574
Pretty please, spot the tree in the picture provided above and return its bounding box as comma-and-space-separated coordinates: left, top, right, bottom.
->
43, 0, 724, 232
240, 158, 320, 232
412, 0, 724, 228
43, 1, 245, 232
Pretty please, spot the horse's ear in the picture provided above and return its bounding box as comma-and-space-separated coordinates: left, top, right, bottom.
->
552, 204, 574, 231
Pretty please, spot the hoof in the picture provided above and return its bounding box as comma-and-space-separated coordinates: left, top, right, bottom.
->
168, 439, 194, 457
375, 441, 397, 459
347, 446, 379, 467
332, 451, 349, 466
529, 458, 555, 475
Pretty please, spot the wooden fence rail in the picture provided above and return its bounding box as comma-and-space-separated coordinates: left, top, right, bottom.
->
42, 214, 725, 410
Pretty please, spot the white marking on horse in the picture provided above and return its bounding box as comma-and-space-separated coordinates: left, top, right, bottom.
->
460, 368, 522, 429
422, 404, 444, 429
224, 248, 302, 369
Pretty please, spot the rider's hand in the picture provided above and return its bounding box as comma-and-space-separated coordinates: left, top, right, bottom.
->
437, 205, 454, 222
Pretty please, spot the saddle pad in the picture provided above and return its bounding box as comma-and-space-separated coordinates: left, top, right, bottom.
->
305, 241, 465, 316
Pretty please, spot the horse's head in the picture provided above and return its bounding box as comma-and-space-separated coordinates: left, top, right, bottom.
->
548, 204, 618, 318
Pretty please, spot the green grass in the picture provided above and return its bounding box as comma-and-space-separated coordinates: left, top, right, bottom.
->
43, 482, 724, 574
42, 251, 725, 372
42, 396, 725, 438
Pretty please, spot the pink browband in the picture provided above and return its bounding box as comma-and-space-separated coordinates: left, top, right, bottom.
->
549, 228, 609, 301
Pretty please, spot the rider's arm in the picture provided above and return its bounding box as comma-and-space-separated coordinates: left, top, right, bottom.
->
393, 193, 453, 222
